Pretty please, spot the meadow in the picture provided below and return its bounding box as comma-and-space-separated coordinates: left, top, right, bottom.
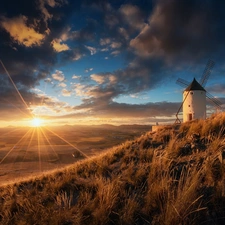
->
0, 124, 151, 185
0, 113, 225, 224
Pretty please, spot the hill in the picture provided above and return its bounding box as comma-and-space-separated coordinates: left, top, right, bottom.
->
0, 113, 225, 225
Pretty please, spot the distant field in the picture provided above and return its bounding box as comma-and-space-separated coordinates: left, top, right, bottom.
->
0, 124, 151, 185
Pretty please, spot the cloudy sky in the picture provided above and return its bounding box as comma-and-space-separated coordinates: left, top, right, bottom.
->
0, 0, 224, 126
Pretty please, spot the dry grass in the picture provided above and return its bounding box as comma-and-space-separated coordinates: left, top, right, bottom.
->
0, 112, 225, 224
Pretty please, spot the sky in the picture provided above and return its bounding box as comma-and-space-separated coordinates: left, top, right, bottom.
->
0, 0, 225, 127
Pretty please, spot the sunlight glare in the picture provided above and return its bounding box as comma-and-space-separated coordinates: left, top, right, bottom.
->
31, 118, 42, 127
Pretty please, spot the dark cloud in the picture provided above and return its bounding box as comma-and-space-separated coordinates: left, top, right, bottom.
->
70, 56, 177, 119
60, 46, 90, 61
71, 100, 180, 119
0, 1, 62, 89
104, 101, 180, 118
0, 84, 40, 120
79, 57, 172, 104
130, 0, 225, 63
1, 0, 224, 86
0, 0, 104, 90
70, 19, 98, 42
0, 0, 85, 78
207, 84, 225, 95
114, 57, 170, 93
0, 0, 39, 18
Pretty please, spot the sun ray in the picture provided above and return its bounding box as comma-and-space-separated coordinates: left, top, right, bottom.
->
44, 128, 110, 172
0, 59, 33, 117
20, 128, 36, 164
0, 124, 112, 184
7, 129, 34, 177
36, 128, 50, 170
37, 128, 42, 171
45, 127, 89, 158
14, 128, 35, 173
2, 98, 32, 118
0, 127, 27, 138
39, 127, 61, 163
0, 128, 32, 164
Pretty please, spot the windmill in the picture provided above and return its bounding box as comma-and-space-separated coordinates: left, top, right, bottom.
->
175, 59, 222, 123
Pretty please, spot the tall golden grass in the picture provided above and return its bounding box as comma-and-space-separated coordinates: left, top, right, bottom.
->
0, 112, 225, 224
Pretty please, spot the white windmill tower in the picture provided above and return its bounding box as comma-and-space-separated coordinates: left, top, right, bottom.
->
175, 60, 222, 123
182, 78, 206, 122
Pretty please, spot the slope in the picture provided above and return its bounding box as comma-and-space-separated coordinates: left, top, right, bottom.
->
0, 113, 225, 225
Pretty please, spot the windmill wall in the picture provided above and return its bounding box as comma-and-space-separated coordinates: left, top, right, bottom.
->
183, 90, 206, 122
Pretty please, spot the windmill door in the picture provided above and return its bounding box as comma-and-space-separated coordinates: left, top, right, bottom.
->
188, 113, 193, 121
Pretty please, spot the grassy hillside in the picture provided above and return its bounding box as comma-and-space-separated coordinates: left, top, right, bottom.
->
0, 113, 225, 225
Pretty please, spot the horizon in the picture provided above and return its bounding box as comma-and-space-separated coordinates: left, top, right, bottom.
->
0, 123, 154, 129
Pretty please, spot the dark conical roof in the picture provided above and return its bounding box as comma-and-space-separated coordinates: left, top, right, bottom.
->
184, 78, 206, 92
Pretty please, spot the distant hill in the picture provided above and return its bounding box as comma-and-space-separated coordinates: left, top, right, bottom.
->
0, 113, 225, 225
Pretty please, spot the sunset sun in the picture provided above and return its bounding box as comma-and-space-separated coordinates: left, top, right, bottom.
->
31, 118, 42, 127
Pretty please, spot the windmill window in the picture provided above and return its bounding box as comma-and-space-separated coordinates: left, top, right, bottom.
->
188, 105, 190, 107
190, 92, 193, 95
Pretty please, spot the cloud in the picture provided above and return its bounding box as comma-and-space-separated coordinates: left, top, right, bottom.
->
0, 78, 67, 120
85, 68, 93, 73
83, 86, 118, 102
72, 52, 84, 61
85, 45, 97, 55
38, 0, 67, 23
100, 3, 146, 46
207, 84, 225, 94
38, 0, 54, 22
118, 27, 129, 40
70, 18, 97, 42
72, 75, 81, 79
90, 74, 105, 84
60, 46, 88, 61
61, 89, 71, 96
0, 0, 71, 89
90, 73, 117, 85
108, 75, 117, 84
0, 15, 45, 47
100, 38, 111, 46
71, 98, 180, 120
110, 41, 122, 49
72, 83, 89, 97
28, 92, 76, 117
104, 12, 119, 28
130, 0, 225, 62
101, 48, 109, 52
51, 38, 70, 52
71, 56, 171, 115
52, 70, 65, 81
111, 50, 120, 56
58, 82, 67, 87
119, 4, 145, 31
59, 27, 71, 41
44, 78, 52, 83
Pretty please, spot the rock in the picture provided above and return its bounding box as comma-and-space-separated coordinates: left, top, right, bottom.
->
72, 151, 83, 158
